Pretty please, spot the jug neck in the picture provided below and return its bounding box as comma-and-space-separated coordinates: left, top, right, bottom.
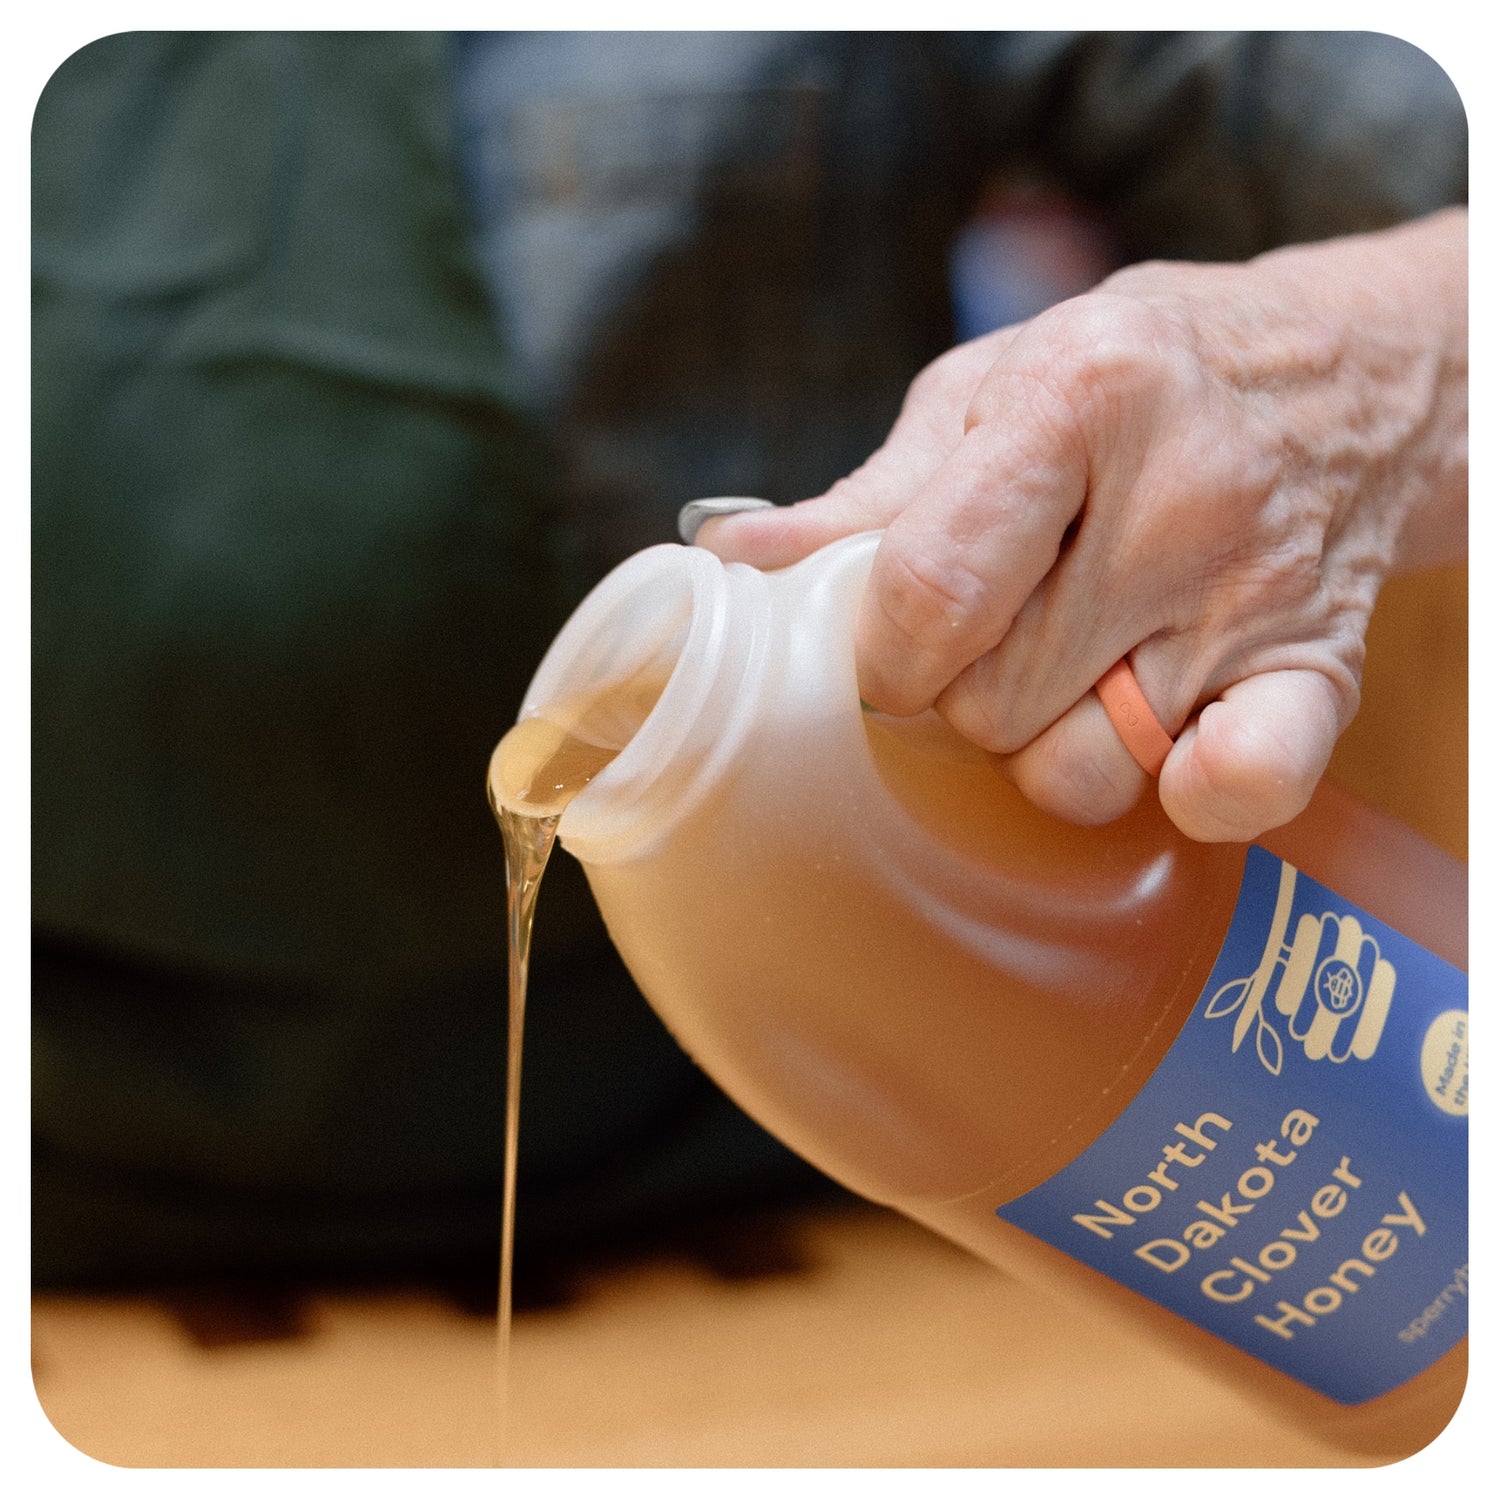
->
520, 542, 773, 864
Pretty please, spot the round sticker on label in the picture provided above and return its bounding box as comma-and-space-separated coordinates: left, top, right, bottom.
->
1420, 1009, 1469, 1116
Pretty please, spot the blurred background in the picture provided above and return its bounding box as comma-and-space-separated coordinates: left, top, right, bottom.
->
31, 31, 1466, 1466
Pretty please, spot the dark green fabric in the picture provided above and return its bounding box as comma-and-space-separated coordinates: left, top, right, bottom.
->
32, 32, 830, 1285
32, 923, 821, 1284
32, 31, 566, 982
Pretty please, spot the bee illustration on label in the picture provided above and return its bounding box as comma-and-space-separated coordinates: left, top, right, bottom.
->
1205, 860, 1396, 1075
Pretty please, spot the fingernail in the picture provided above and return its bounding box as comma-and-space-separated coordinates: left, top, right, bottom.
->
677, 497, 776, 545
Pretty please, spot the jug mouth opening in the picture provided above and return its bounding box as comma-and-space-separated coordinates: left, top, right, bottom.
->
516, 543, 763, 860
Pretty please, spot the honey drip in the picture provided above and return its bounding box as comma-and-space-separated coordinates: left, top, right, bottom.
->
484, 674, 667, 1463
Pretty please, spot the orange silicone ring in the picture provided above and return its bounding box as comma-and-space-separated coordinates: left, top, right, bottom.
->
1096, 659, 1174, 776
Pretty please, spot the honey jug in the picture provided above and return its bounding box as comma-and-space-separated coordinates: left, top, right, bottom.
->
493, 529, 1467, 1458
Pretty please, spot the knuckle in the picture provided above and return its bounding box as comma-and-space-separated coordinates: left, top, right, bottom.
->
966, 292, 1185, 437
937, 676, 1011, 755
872, 538, 987, 647
907, 348, 965, 404
1096, 259, 1176, 296
1037, 294, 1183, 387
1006, 721, 1145, 827
906, 335, 1005, 416
858, 550, 975, 716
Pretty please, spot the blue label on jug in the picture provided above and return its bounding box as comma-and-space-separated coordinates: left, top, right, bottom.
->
995, 846, 1468, 1404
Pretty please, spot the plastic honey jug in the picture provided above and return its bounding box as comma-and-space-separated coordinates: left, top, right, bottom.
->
494, 529, 1468, 1459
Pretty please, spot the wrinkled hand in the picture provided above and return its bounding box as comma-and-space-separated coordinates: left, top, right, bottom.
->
698, 210, 1466, 841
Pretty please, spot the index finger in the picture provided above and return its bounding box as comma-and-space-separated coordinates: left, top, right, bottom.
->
695, 327, 1024, 570
855, 378, 1088, 716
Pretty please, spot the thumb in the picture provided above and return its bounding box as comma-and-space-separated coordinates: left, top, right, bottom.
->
1158, 670, 1344, 842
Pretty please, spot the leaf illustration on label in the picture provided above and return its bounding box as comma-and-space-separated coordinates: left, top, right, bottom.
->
1205, 974, 1250, 1021
1206, 859, 1298, 1076
1255, 1012, 1284, 1075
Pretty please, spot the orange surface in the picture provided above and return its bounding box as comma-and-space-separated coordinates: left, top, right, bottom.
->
32, 1203, 1385, 1470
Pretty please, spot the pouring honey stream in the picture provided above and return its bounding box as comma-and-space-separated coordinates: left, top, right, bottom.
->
484, 674, 668, 1463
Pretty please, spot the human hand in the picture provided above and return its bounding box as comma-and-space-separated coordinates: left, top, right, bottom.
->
696, 210, 1466, 842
